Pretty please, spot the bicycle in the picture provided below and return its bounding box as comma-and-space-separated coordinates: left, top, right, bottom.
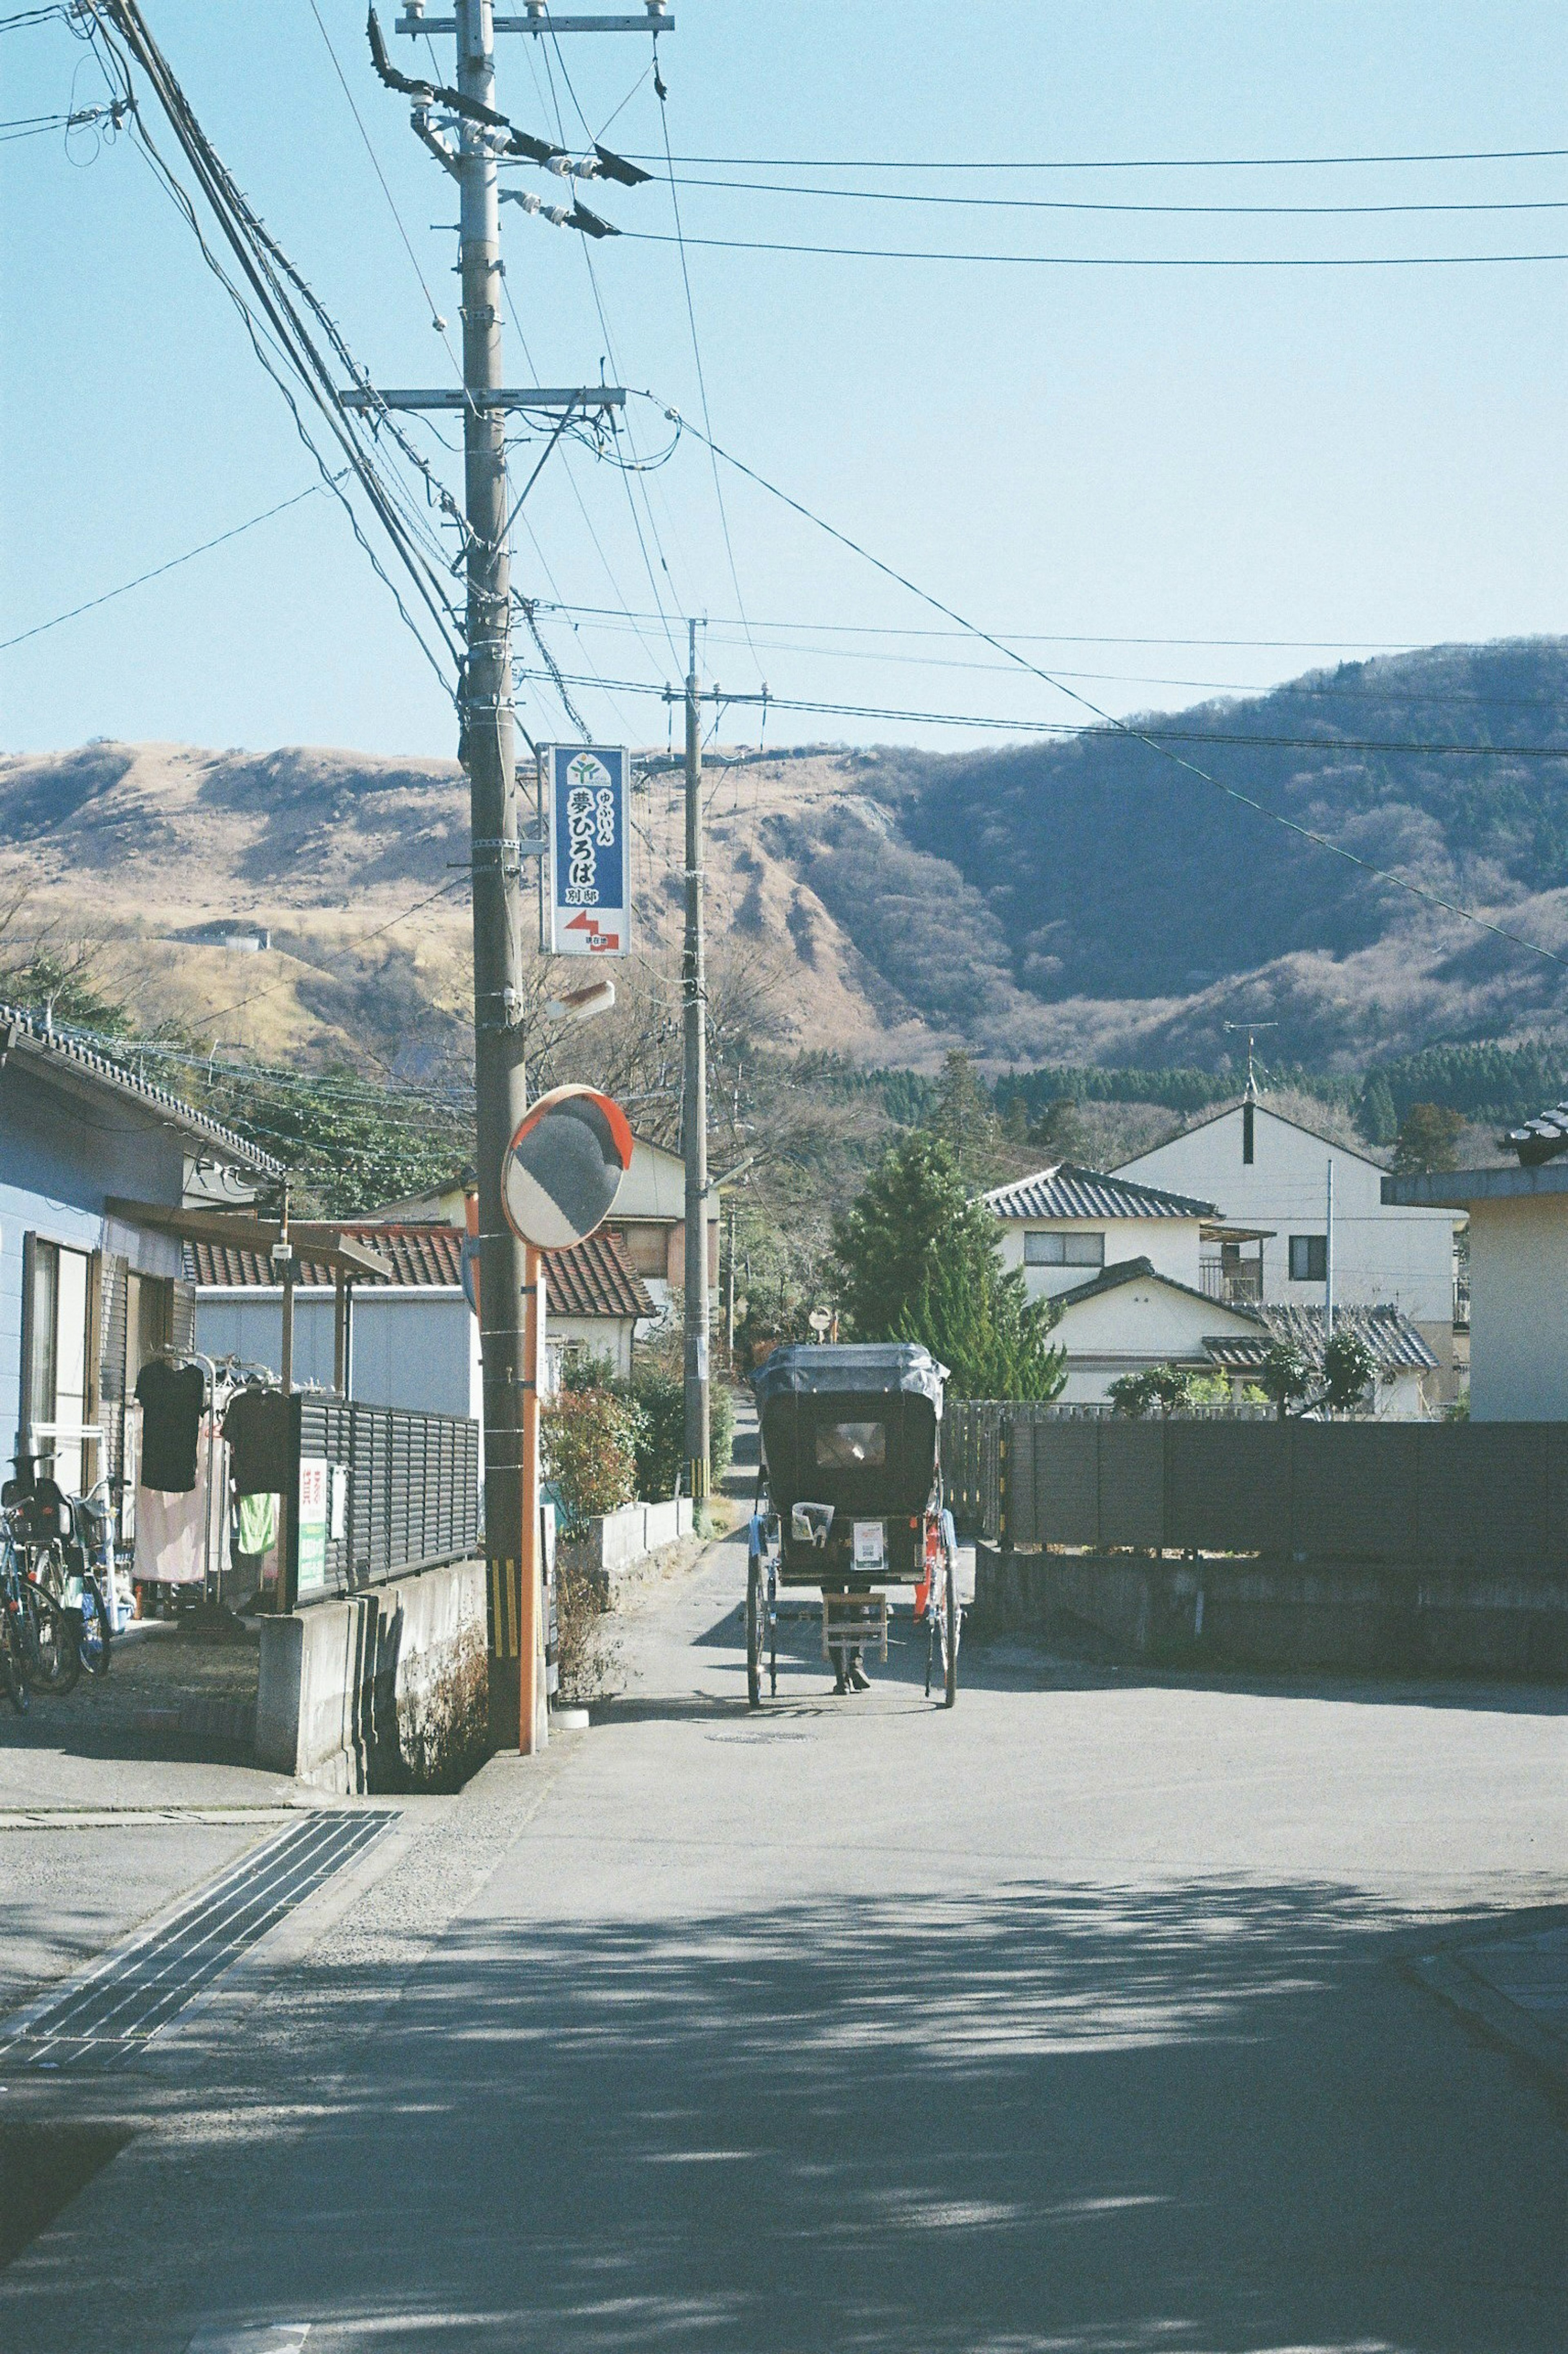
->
0, 1541, 32, 1715
67, 1478, 119, 1679
2, 1461, 115, 1687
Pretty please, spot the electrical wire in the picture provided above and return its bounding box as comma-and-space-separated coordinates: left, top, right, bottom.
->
655, 63, 763, 682
626, 229, 1568, 270
522, 608, 1568, 712
0, 480, 331, 653
494, 275, 668, 718
198, 877, 468, 1029
303, 0, 463, 363
525, 33, 689, 665
82, 2, 466, 693
512, 665, 1568, 759
633, 143, 1568, 174
662, 174, 1568, 221
630, 401, 1568, 968
532, 601, 1428, 654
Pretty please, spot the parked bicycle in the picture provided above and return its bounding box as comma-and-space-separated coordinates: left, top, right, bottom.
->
0, 1537, 33, 1713
2, 1458, 117, 1691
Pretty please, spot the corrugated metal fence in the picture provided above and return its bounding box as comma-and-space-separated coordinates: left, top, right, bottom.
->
943, 1403, 1568, 1569
291, 1397, 481, 1606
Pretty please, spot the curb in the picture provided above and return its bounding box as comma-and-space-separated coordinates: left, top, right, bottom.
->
1408, 1945, 1568, 2102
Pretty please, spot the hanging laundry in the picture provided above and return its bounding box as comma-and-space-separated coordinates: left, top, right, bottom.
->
135, 1415, 231, 1588
134, 1481, 209, 1584
223, 1388, 292, 1495
236, 1488, 278, 1558
134, 1360, 205, 1493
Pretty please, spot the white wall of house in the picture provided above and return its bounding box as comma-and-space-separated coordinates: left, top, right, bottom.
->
1049, 1275, 1259, 1405
994, 1214, 1206, 1306
1118, 1105, 1459, 1328
197, 1288, 643, 1412
1467, 1197, 1568, 1421
196, 1289, 481, 1421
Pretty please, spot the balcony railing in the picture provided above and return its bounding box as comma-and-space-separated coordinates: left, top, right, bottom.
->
1199, 1259, 1264, 1305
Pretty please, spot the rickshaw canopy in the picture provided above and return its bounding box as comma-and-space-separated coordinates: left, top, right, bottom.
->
753, 1343, 948, 1523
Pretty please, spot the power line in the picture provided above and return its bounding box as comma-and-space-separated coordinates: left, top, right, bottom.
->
525, 607, 1568, 708
303, 0, 461, 359
0, 479, 329, 653
633, 143, 1568, 174
655, 64, 763, 682
198, 877, 468, 1029
639, 402, 1568, 967
627, 229, 1568, 270
83, 2, 466, 690
514, 664, 1568, 760
664, 173, 1568, 220
533, 601, 1429, 653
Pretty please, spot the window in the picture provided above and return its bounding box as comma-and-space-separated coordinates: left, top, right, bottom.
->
1242, 1100, 1255, 1165
24, 1238, 96, 1490
1288, 1234, 1327, 1283
815, 1421, 885, 1470
1023, 1231, 1105, 1268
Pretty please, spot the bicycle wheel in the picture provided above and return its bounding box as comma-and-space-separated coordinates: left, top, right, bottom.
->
746, 1552, 764, 1708
24, 1584, 78, 1693
943, 1551, 959, 1709
2, 1609, 29, 1715
78, 1577, 111, 1677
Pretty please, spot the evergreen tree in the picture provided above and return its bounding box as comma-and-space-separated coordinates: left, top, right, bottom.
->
831, 1131, 1065, 1400
1358, 1069, 1399, 1149
926, 1049, 1009, 1185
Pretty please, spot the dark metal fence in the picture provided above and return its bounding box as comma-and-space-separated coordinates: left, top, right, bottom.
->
288, 1397, 481, 1607
943, 1402, 1568, 1570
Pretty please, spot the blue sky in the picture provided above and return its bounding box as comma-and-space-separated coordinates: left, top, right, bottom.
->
3, 1, 1566, 759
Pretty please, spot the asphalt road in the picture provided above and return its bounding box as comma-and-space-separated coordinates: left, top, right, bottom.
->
3, 1521, 1566, 2352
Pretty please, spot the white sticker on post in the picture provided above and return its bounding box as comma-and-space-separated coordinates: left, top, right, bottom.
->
852, 1519, 886, 1571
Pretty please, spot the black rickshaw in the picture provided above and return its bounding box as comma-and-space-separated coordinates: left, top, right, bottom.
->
749, 1343, 960, 1707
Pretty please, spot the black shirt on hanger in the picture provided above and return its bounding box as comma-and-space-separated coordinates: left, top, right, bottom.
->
134, 1361, 206, 1493
222, 1387, 292, 1496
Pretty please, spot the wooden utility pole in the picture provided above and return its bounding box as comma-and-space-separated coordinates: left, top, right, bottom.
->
383, 0, 672, 1747
683, 620, 710, 1501
454, 0, 535, 1749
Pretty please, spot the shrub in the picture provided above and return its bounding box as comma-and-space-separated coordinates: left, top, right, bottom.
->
1108, 1363, 1198, 1419
1322, 1327, 1378, 1415
542, 1388, 641, 1535
630, 1357, 735, 1498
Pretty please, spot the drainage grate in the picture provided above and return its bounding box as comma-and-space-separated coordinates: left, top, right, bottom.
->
0, 1811, 395, 2071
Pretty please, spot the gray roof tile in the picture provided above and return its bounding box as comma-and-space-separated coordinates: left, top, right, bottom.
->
985, 1163, 1218, 1222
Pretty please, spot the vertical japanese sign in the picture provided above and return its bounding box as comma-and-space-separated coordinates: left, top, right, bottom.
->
297, 1455, 329, 1596
549, 745, 630, 957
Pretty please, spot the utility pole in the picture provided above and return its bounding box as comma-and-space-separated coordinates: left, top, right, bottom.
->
380, 0, 673, 1746
725, 1193, 737, 1367
456, 0, 534, 1750
683, 619, 710, 1504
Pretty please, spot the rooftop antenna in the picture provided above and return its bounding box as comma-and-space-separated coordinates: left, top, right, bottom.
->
1223, 1020, 1278, 1100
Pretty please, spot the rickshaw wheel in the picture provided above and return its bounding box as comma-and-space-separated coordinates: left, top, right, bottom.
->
943, 1552, 959, 1708
746, 1553, 764, 1708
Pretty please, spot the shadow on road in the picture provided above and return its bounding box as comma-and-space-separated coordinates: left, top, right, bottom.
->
8, 1871, 1557, 2350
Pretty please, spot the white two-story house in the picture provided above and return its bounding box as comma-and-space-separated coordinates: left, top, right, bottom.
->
1115, 1092, 1463, 1381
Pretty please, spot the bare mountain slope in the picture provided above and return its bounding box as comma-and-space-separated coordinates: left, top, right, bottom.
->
4, 637, 1567, 1075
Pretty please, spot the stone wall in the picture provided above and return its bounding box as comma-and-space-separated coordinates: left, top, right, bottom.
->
559, 1497, 695, 1607
256, 1556, 490, 1792
976, 1546, 1568, 1681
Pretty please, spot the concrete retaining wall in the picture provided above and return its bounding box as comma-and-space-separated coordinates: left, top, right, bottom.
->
256, 1556, 489, 1792
559, 1497, 695, 1605
976, 1547, 1568, 1681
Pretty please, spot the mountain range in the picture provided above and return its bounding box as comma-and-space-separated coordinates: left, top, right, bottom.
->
2, 635, 1566, 1079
